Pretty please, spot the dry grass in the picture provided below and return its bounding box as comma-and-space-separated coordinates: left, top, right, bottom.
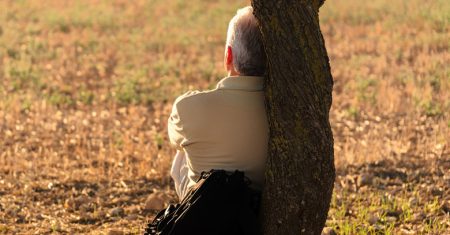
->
0, 0, 449, 234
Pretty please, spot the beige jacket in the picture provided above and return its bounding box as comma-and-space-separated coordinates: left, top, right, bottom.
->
168, 76, 269, 198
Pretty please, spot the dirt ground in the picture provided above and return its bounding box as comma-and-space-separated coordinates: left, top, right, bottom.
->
2, 111, 448, 234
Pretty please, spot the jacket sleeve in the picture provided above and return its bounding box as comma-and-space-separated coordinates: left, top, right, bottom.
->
168, 101, 186, 150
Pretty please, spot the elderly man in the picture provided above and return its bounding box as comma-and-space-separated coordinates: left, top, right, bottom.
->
168, 6, 268, 200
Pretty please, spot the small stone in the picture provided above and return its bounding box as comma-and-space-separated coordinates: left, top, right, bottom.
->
408, 197, 419, 206
93, 209, 106, 219
441, 200, 450, 213
64, 198, 75, 211
77, 212, 95, 224
110, 216, 121, 222
367, 214, 379, 225
430, 187, 443, 196
373, 224, 385, 231
126, 205, 140, 214
125, 214, 138, 221
75, 195, 90, 206
321, 227, 337, 235
79, 203, 95, 213
5, 206, 20, 217
65, 195, 90, 211
50, 220, 62, 232
107, 229, 124, 235
413, 212, 426, 222
386, 216, 397, 223
144, 193, 166, 210
400, 228, 415, 235
357, 174, 373, 187
82, 188, 96, 197
109, 207, 125, 217
15, 215, 26, 223
386, 210, 402, 218
443, 174, 450, 184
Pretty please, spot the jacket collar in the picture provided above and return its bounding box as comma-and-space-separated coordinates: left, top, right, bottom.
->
216, 76, 265, 91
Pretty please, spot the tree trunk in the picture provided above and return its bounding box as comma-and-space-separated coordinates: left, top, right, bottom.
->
251, 1, 335, 234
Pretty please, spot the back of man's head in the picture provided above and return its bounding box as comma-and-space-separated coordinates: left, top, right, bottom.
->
226, 6, 266, 77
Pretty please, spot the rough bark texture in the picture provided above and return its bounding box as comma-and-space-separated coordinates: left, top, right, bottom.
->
251, 1, 335, 234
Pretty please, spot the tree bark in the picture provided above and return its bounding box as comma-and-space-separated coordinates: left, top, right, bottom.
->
251, 1, 335, 234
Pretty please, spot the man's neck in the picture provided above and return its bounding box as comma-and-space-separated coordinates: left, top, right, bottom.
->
228, 70, 240, 77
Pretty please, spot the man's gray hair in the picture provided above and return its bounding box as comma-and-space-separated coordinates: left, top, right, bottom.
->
226, 6, 266, 76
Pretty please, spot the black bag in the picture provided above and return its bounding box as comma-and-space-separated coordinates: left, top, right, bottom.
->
144, 170, 261, 235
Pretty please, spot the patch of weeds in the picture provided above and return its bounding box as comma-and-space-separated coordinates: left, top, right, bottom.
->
112, 131, 123, 149
347, 12, 380, 25
5, 10, 17, 21
21, 98, 32, 111
152, 57, 175, 77
400, 202, 413, 223
26, 39, 49, 59
154, 133, 164, 149
423, 216, 448, 234
25, 23, 43, 36
42, 3, 117, 32
148, 77, 179, 103
424, 197, 440, 215
114, 79, 141, 105
429, 76, 441, 93
113, 69, 161, 105
334, 201, 347, 220
58, 21, 71, 33
8, 66, 42, 91
41, 12, 71, 33
345, 106, 360, 120
421, 101, 443, 117
87, 40, 100, 52
46, 90, 74, 107
7, 48, 19, 59
77, 88, 95, 105
197, 59, 216, 81
145, 41, 163, 54
380, 193, 400, 213
0, 224, 9, 233
44, 12, 89, 32
6, 43, 48, 92
337, 221, 356, 235
356, 77, 378, 105
394, 71, 413, 87
419, 2, 450, 33
72, 39, 100, 55
382, 223, 395, 235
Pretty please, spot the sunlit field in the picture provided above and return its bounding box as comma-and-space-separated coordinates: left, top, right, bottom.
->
0, 0, 449, 234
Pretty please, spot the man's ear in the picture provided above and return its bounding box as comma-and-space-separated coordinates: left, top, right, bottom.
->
225, 46, 233, 70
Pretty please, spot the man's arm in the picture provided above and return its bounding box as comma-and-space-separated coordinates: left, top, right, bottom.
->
168, 102, 185, 150
170, 150, 189, 199
168, 94, 197, 200
168, 91, 201, 150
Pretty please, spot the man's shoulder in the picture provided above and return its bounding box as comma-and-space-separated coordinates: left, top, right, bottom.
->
171, 89, 220, 124
174, 90, 202, 105
173, 89, 218, 109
